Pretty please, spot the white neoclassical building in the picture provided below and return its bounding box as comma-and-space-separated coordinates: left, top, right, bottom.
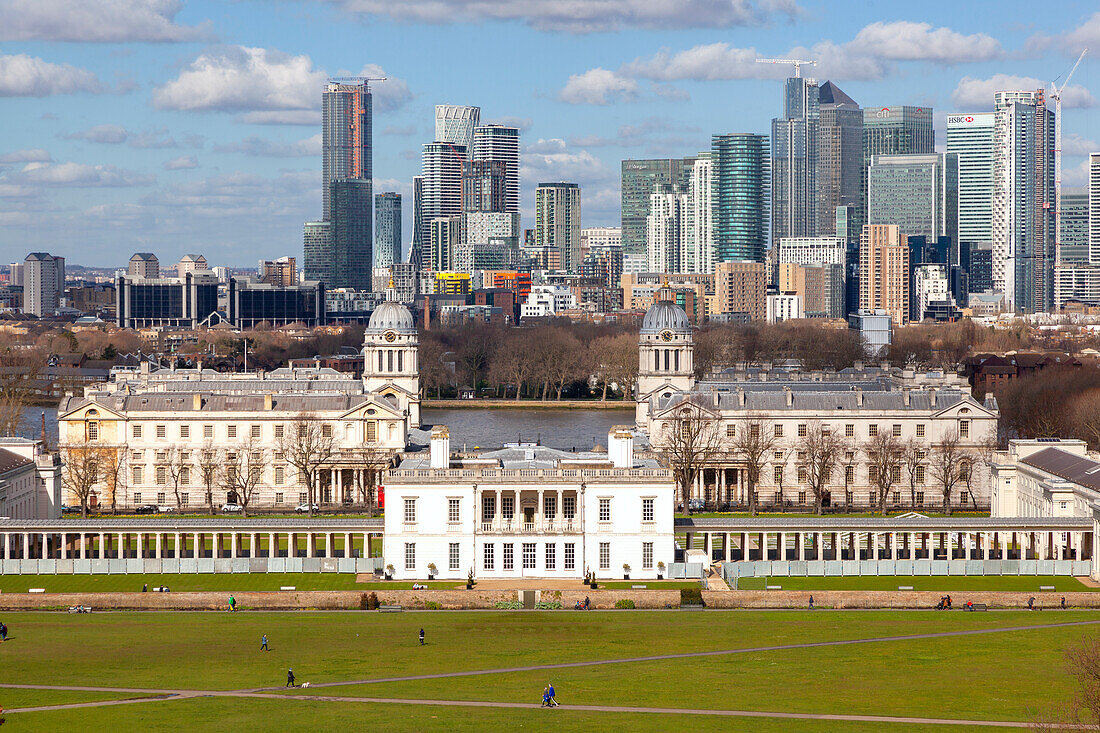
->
992, 439, 1100, 518
57, 302, 421, 511
383, 427, 676, 581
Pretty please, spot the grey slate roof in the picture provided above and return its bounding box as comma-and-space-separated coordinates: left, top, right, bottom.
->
660, 388, 976, 414
62, 392, 400, 415
1022, 447, 1100, 493
399, 442, 660, 470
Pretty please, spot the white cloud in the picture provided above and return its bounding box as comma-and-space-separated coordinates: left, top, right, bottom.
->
849, 21, 1002, 64
238, 110, 322, 126
163, 156, 197, 170
16, 161, 153, 187
329, 0, 799, 32
651, 83, 690, 101
356, 64, 413, 112
62, 124, 129, 144
558, 68, 638, 105
1064, 12, 1100, 49
521, 138, 611, 182
622, 43, 766, 81
1062, 133, 1099, 158
0, 149, 52, 164
213, 134, 322, 158
153, 46, 324, 113
952, 74, 1095, 110
0, 0, 209, 43
0, 54, 104, 97
489, 116, 533, 131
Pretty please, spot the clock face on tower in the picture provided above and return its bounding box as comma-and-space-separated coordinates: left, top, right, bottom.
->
384, 330, 397, 343
660, 330, 673, 342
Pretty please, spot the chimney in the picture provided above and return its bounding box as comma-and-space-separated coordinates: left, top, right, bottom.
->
737, 388, 746, 407
784, 386, 793, 406
904, 391, 910, 406
608, 427, 634, 469
264, 393, 273, 410
192, 393, 202, 410
713, 390, 719, 408
430, 426, 451, 469
929, 388, 937, 408
855, 387, 864, 407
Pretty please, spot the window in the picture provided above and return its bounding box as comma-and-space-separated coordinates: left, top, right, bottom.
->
132, 466, 143, 484
916, 491, 924, 505
203, 424, 213, 439
845, 424, 854, 437
544, 495, 556, 518
915, 465, 925, 484
959, 420, 969, 438
403, 498, 417, 524
365, 422, 377, 443
563, 496, 575, 519
845, 490, 853, 504
404, 543, 416, 571
868, 424, 878, 437
156, 492, 165, 504
599, 542, 610, 570
181, 493, 188, 505
502, 495, 514, 520
299, 492, 307, 504
749, 423, 760, 438
251, 424, 261, 439
798, 491, 806, 505
917, 450, 926, 460
726, 424, 736, 437
156, 450, 167, 461
274, 466, 284, 485
564, 543, 575, 570
774, 424, 784, 438
797, 423, 807, 437
482, 495, 496, 522
275, 492, 284, 504
322, 424, 333, 438
774, 466, 784, 484
959, 461, 971, 480
599, 498, 611, 522
131, 450, 143, 461
961, 492, 969, 505
133, 493, 141, 504
643, 542, 654, 569
180, 467, 190, 485
892, 424, 902, 437
449, 543, 460, 571
156, 424, 166, 439
484, 544, 495, 570
87, 421, 99, 441
797, 451, 806, 460
916, 424, 925, 438
845, 465, 854, 483
545, 544, 556, 570
868, 465, 879, 482
797, 467, 807, 483
503, 543, 514, 571
869, 491, 877, 505
448, 498, 460, 523
133, 425, 143, 439
180, 425, 190, 439
774, 450, 784, 460
156, 466, 167, 485
642, 498, 654, 522
274, 424, 284, 439
891, 466, 901, 483
227, 425, 237, 439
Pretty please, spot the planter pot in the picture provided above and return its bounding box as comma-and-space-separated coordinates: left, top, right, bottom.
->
589, 582, 597, 589
657, 574, 664, 580
623, 574, 629, 580
466, 583, 473, 590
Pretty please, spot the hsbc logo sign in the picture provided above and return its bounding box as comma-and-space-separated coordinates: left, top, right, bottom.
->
947, 114, 990, 126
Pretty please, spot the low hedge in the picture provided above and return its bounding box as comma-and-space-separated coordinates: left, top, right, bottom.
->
614, 598, 635, 609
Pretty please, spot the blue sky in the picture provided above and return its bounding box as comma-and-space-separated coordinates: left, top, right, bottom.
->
1, 0, 1099, 267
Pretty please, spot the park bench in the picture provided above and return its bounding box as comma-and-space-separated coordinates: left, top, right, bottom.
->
898, 586, 914, 590
67, 606, 92, 613
964, 603, 988, 612
379, 605, 403, 612
631, 585, 647, 589
1040, 585, 1056, 591
766, 585, 782, 590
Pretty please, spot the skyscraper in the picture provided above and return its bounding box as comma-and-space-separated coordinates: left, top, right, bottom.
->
410, 175, 425, 269
771, 77, 819, 241
685, 156, 714, 274
620, 158, 694, 256
22, 252, 64, 317
1058, 189, 1089, 265
303, 221, 334, 283
815, 81, 862, 238
435, 105, 480, 150
329, 179, 373, 290
868, 153, 959, 242
471, 124, 520, 214
859, 224, 909, 324
322, 81, 372, 220
461, 160, 507, 213
646, 184, 686, 273
861, 106, 934, 239
710, 133, 769, 263
535, 182, 581, 272
419, 142, 467, 259
1090, 153, 1100, 264
946, 113, 995, 253
992, 89, 1054, 313
374, 192, 402, 269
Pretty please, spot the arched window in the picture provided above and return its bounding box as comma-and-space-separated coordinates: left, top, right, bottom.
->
86, 409, 100, 441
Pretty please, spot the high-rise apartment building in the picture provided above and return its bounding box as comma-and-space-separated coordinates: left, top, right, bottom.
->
1059, 189, 1090, 265
419, 142, 467, 258
771, 77, 820, 242
23, 252, 64, 317
714, 260, 767, 321
646, 184, 686, 273
429, 216, 463, 272
329, 179, 373, 290
463, 212, 520, 246
322, 81, 372, 220
374, 192, 402, 269
1091, 153, 1100, 264
535, 182, 581, 272
946, 113, 995, 252
471, 124, 520, 214
710, 134, 768, 263
816, 81, 862, 238
621, 158, 694, 256
410, 176, 425, 269
128, 253, 159, 279
175, 254, 207, 278
868, 153, 959, 242
461, 160, 507, 213
435, 105, 480, 151
303, 221, 334, 283
992, 89, 1054, 313
259, 256, 298, 287
684, 156, 714, 275
859, 224, 909, 324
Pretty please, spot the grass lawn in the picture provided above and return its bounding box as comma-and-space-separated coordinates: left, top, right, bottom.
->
0, 573, 366, 593
0, 610, 1094, 729
733, 574, 1097, 592
595, 580, 702, 589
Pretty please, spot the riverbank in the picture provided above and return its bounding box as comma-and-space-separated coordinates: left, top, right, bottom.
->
423, 399, 633, 410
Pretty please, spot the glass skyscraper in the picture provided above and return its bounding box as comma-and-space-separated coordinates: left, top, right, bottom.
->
711, 133, 769, 263
771, 77, 819, 242
868, 153, 959, 243
435, 105, 480, 151
815, 81, 862, 238
322, 81, 372, 220
620, 158, 694, 256
330, 179, 373, 290
861, 106, 933, 243
946, 113, 995, 251
471, 124, 520, 215
374, 192, 402, 269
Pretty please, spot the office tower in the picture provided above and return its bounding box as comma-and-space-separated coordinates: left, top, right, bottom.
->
128, 253, 159, 279
22, 252, 64, 317
621, 158, 694, 256
227, 278, 325, 329
771, 77, 820, 241
374, 192, 402, 269
1059, 189, 1089, 265
646, 184, 686, 273
303, 221, 334, 284
714, 260, 767, 320
328, 179, 373, 289
868, 153, 959, 243
410, 175, 425, 268
992, 89, 1055, 313
946, 113, 995, 253
322, 81, 372, 219
471, 124, 520, 214
259, 256, 298, 287
462, 160, 507, 213
710, 133, 769, 263
419, 142, 467, 260
683, 156, 714, 275
115, 270, 218, 329
862, 106, 934, 236
816, 81, 862, 238
535, 182, 581, 272
859, 224, 909, 324
969, 241, 993, 293
435, 105, 480, 150
430, 216, 463, 271
1091, 154, 1100, 264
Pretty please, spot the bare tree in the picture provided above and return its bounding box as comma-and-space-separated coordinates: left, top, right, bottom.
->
929, 429, 965, 516
1071, 389, 1100, 452
197, 441, 220, 515
352, 446, 392, 516
863, 430, 905, 515
98, 441, 127, 515
60, 441, 101, 518
840, 445, 859, 513
1062, 634, 1100, 729
731, 414, 777, 516
773, 445, 793, 511
652, 398, 723, 512
0, 349, 43, 437
798, 422, 843, 515
223, 437, 266, 517
277, 412, 336, 517
489, 333, 533, 400
164, 446, 189, 511
901, 439, 924, 509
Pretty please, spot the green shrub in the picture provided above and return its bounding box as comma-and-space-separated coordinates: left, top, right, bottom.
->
680, 587, 703, 606
535, 601, 563, 610
614, 598, 636, 609
424, 600, 442, 610
365, 592, 379, 610
493, 600, 523, 609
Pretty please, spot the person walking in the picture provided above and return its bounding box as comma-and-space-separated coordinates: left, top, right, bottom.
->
261, 634, 269, 651
229, 595, 236, 612
1062, 596, 1067, 610
0, 621, 7, 642
286, 668, 295, 687
808, 595, 814, 610
419, 628, 425, 646
547, 682, 558, 707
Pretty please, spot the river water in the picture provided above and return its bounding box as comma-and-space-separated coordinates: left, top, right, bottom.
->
25, 406, 631, 452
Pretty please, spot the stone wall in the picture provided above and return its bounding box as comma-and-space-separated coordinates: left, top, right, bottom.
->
702, 590, 1100, 609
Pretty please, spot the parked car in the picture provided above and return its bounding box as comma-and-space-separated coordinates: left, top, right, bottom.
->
134, 505, 157, 515
686, 499, 706, 512
61, 505, 82, 515
221, 503, 243, 513
295, 503, 319, 513
157, 505, 176, 513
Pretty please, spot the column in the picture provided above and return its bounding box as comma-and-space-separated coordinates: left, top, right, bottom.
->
326, 532, 334, 558
537, 489, 545, 529
344, 532, 352, 559
193, 532, 201, 559
269, 532, 276, 558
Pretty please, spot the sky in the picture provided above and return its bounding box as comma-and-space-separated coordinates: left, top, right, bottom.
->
1, 0, 1099, 268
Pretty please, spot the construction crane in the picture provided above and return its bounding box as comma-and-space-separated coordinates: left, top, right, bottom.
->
1051, 48, 1087, 266
755, 57, 817, 78
328, 75, 386, 88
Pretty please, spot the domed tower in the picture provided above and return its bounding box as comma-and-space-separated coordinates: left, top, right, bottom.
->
636, 299, 694, 427
363, 301, 420, 428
